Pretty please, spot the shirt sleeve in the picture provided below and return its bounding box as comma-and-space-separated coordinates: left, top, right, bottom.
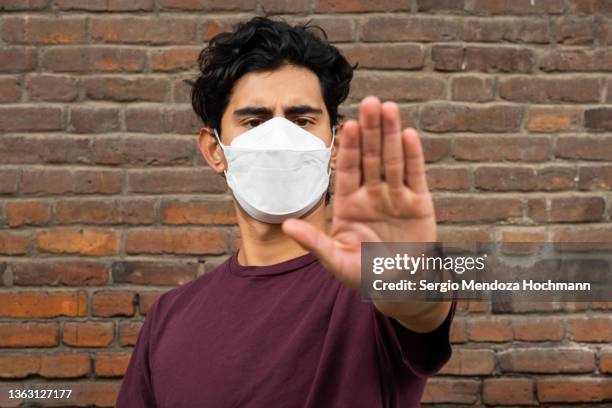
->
372, 295, 457, 379
114, 298, 161, 408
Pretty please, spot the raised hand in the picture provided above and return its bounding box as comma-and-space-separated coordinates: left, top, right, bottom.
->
282, 95, 437, 292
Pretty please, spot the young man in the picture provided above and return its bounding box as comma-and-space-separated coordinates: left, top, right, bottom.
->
115, 16, 456, 408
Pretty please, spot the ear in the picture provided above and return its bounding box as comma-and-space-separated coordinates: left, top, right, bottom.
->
330, 123, 340, 171
198, 127, 226, 174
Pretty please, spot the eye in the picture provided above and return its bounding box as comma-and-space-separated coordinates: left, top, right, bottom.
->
244, 118, 264, 128
293, 118, 313, 127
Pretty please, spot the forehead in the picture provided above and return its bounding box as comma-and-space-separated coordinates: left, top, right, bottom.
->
226, 64, 325, 110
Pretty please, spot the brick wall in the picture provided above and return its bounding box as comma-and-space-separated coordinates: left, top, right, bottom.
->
0, 0, 611, 406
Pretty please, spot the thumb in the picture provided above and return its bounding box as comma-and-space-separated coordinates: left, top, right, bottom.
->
282, 218, 336, 262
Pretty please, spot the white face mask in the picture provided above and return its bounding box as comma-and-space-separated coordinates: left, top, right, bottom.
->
214, 116, 335, 224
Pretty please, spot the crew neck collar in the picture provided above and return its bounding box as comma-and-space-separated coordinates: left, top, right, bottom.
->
228, 249, 319, 277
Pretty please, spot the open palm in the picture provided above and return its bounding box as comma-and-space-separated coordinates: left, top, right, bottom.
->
283, 96, 437, 291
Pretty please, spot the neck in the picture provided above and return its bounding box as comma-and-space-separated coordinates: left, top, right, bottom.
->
235, 198, 328, 266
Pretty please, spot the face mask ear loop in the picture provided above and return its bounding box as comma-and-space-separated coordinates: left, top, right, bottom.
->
213, 128, 229, 176
326, 126, 336, 177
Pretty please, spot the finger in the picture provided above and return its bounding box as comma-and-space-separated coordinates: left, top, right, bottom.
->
402, 128, 428, 194
381, 102, 404, 190
282, 218, 337, 264
359, 96, 382, 186
335, 120, 361, 196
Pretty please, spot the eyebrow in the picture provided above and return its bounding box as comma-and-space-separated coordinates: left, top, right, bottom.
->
233, 105, 323, 117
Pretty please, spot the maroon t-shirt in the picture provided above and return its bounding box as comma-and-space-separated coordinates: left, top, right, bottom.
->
115, 251, 456, 408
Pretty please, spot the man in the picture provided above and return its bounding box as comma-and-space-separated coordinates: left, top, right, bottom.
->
115, 16, 455, 407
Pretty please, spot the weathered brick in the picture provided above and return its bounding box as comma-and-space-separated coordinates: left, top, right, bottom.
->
139, 291, 165, 314
0, 135, 91, 164
585, 107, 612, 131
125, 228, 226, 255
125, 105, 200, 134
36, 228, 120, 256
0, 106, 63, 131
421, 105, 523, 133
2, 17, 86, 44
434, 196, 522, 223
160, 0, 255, 10
0, 231, 30, 255
439, 349, 495, 375
42, 47, 146, 73
537, 378, 612, 402
528, 196, 605, 222
426, 166, 470, 191
422, 378, 479, 404
93, 291, 135, 317
453, 136, 550, 162
13, 260, 109, 286
56, 198, 156, 225
63, 321, 114, 347
95, 352, 131, 377
483, 378, 535, 405
55, 0, 154, 11
27, 74, 78, 101
0, 47, 37, 72
0, 77, 20, 102
498, 347, 595, 373
83, 76, 169, 102
451, 76, 495, 102
21, 168, 122, 195
569, 317, 612, 342
527, 106, 582, 132
150, 47, 201, 72
93, 136, 193, 166
360, 16, 460, 42
540, 49, 612, 72
127, 168, 226, 194
554, 16, 596, 44
462, 18, 550, 43
5, 201, 51, 227
316, 0, 409, 12
579, 165, 612, 190
351, 73, 444, 102
69, 106, 120, 133
0, 352, 90, 379
0, 291, 87, 318
499, 77, 600, 103
339, 44, 424, 70
466, 0, 566, 15
162, 199, 236, 225
475, 166, 575, 191
118, 322, 142, 346
0, 0, 48, 10
91, 17, 197, 44
0, 322, 58, 347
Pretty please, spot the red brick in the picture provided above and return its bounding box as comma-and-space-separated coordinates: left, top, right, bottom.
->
0, 47, 37, 72
91, 17, 196, 44
5, 201, 51, 227
554, 17, 597, 44
0, 106, 62, 131
339, 44, 424, 70
150, 47, 201, 72
112, 260, 196, 287
421, 378, 479, 404
527, 107, 582, 132
557, 136, 612, 160
475, 166, 575, 191
36, 228, 120, 256
125, 105, 200, 134
540, 49, 612, 72
125, 227, 225, 255
0, 352, 89, 379
421, 105, 523, 133
569, 316, 612, 342
579, 165, 612, 190
453, 136, 551, 162
162, 199, 237, 225
69, 106, 120, 133
451, 76, 495, 102
499, 347, 595, 373
316, 0, 409, 12
56, 198, 156, 225
0, 77, 20, 102
42, 47, 146, 73
585, 107, 612, 131
511, 317, 564, 341
0, 231, 30, 255
55, 0, 154, 11
0, 0, 48, 10
83, 76, 169, 102
13, 260, 109, 286
435, 196, 522, 223
0, 322, 58, 347
92, 291, 135, 317
139, 291, 165, 314
483, 378, 535, 405
94, 136, 193, 166
426, 166, 470, 191
2, 17, 86, 44
360, 16, 460, 42
127, 168, 226, 194
537, 378, 612, 402
569, 0, 612, 14
63, 321, 114, 347
528, 196, 605, 222
469, 317, 513, 342
462, 18, 550, 43
118, 322, 142, 346
0, 291, 87, 318
439, 349, 495, 375
499, 77, 600, 103
95, 351, 131, 377
21, 168, 122, 194
450, 317, 467, 343
601, 347, 612, 373
466, 0, 566, 14
0, 135, 91, 165
464, 46, 535, 72
160, 0, 255, 10
27, 74, 78, 101
0, 170, 19, 194
351, 73, 444, 102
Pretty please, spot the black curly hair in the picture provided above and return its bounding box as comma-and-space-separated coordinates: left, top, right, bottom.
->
184, 16, 355, 133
